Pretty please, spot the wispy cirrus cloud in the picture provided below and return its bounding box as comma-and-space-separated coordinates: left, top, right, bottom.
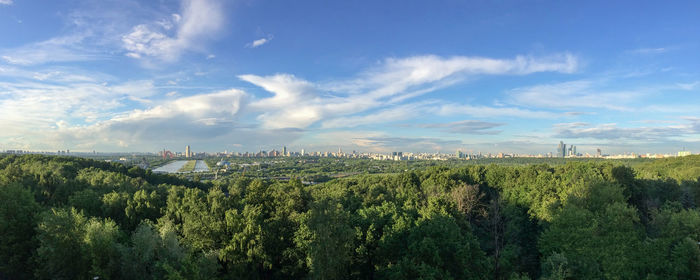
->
353, 136, 463, 152
0, 0, 173, 66
0, 35, 102, 65
553, 118, 700, 140
677, 81, 699, 90
420, 120, 505, 135
627, 47, 669, 55
0, 65, 112, 83
0, 77, 157, 129
320, 102, 435, 129
436, 103, 559, 119
241, 53, 579, 129
507, 80, 640, 111
122, 0, 224, 62
331, 53, 578, 100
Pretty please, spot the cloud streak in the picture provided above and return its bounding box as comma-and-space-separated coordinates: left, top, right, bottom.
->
420, 120, 505, 135
508, 80, 640, 111
628, 47, 669, 55
353, 136, 463, 152
122, 0, 224, 62
553, 119, 700, 141
0, 35, 101, 65
241, 53, 579, 129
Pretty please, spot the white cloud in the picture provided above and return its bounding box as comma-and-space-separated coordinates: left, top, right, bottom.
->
308, 131, 464, 153
553, 119, 700, 140
420, 120, 505, 135
321, 102, 434, 129
122, 0, 224, 62
246, 38, 269, 48
109, 89, 245, 123
0, 65, 110, 83
240, 74, 324, 129
48, 89, 261, 150
0, 35, 101, 65
508, 80, 639, 111
642, 104, 700, 114
339, 53, 578, 101
0, 0, 13, 5
0, 76, 160, 149
242, 74, 316, 107
110, 80, 157, 98
354, 136, 463, 152
628, 47, 669, 55
1, 51, 580, 151
67, 90, 303, 152
241, 54, 578, 129
677, 81, 699, 90
436, 104, 559, 119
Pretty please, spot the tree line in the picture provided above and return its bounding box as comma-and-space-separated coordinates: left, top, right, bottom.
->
0, 154, 699, 279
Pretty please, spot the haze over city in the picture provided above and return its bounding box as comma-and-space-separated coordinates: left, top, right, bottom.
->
1, 0, 699, 155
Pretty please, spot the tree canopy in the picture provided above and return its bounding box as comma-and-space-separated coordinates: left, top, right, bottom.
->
1, 154, 699, 279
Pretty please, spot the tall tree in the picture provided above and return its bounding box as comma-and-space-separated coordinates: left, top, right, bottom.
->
0, 182, 41, 279
35, 208, 89, 280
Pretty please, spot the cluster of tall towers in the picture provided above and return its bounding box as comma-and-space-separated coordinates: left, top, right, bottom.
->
557, 141, 577, 158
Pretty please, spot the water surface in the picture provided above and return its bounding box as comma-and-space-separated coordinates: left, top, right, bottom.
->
153, 160, 188, 173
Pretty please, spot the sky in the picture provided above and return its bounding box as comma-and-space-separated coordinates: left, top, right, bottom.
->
1, 0, 700, 155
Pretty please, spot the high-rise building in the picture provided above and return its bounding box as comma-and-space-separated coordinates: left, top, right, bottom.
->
283, 146, 287, 156
557, 141, 566, 158
456, 150, 463, 158
185, 145, 191, 158
301, 149, 305, 156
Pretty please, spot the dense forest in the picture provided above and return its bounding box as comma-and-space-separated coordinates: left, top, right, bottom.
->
1, 154, 699, 279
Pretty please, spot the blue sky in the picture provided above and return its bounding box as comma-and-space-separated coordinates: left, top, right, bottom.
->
1, 0, 699, 154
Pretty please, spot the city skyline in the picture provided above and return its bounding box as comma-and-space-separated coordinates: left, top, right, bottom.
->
1, 1, 700, 154
4, 140, 694, 161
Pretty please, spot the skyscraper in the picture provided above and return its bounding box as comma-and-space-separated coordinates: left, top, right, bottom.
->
557, 141, 566, 158
185, 145, 191, 158
283, 146, 287, 156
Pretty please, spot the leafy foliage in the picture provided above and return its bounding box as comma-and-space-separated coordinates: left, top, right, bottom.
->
0, 154, 699, 279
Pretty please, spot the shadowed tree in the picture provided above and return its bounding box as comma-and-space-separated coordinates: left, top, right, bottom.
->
0, 182, 41, 279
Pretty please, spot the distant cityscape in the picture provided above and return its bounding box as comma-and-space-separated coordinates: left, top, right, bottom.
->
2, 141, 695, 161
